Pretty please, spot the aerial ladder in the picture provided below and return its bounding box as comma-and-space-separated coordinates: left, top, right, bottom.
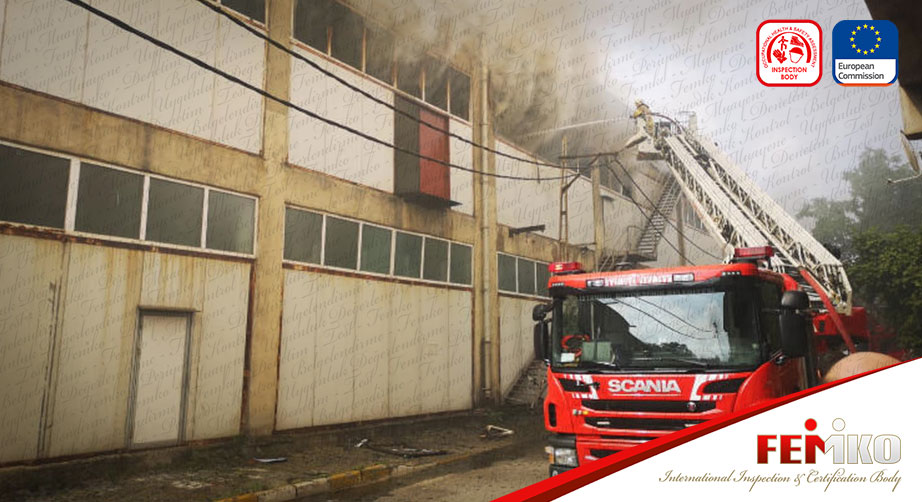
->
623, 105, 863, 355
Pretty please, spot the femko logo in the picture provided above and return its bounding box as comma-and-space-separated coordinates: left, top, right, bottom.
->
758, 418, 901, 464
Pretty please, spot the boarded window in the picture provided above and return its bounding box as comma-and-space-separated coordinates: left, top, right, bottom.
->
449, 243, 472, 285
365, 24, 393, 83
146, 178, 204, 247
498, 254, 517, 292
449, 68, 470, 120
517, 259, 536, 295
394, 232, 422, 278
294, 0, 330, 53
330, 1, 363, 69
222, 0, 265, 24
422, 237, 448, 281
0, 144, 68, 228
396, 58, 421, 98
206, 191, 255, 254
75, 163, 143, 239
324, 216, 359, 269
424, 57, 448, 111
360, 224, 391, 274
536, 262, 550, 297
284, 207, 323, 263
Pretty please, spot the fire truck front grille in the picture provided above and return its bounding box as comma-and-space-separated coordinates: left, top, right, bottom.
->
585, 417, 704, 431
581, 400, 716, 413
590, 449, 621, 458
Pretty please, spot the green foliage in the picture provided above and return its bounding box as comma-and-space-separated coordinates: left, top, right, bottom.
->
800, 148, 922, 356
849, 228, 922, 354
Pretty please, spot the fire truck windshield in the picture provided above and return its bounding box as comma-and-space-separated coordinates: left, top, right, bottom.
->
552, 286, 761, 371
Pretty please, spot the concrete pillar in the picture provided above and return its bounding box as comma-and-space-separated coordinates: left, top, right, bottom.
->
244, 0, 292, 435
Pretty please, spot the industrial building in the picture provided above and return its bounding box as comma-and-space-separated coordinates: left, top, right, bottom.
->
0, 0, 722, 464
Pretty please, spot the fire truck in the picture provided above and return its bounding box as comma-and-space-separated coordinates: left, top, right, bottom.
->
532, 108, 876, 476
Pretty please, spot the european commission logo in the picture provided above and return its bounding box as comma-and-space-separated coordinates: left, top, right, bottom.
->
833, 20, 898, 86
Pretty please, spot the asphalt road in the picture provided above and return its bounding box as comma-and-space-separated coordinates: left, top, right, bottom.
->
307, 442, 548, 501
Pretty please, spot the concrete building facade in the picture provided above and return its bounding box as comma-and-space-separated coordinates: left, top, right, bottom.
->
0, 0, 721, 464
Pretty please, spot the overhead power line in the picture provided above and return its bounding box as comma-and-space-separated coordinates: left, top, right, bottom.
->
194, 0, 569, 171
63, 0, 576, 183
609, 156, 724, 261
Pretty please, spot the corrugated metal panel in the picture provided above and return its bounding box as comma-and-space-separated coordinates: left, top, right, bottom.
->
189, 259, 249, 440
47, 244, 143, 458
277, 269, 474, 431
0, 235, 62, 463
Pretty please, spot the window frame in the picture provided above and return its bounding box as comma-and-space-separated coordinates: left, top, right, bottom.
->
0, 140, 259, 259
282, 205, 472, 288
497, 252, 550, 299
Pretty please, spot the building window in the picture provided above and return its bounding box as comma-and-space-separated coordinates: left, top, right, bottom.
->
284, 207, 323, 263
0, 144, 69, 229
220, 0, 265, 24
536, 262, 550, 297
294, 0, 330, 53
75, 163, 143, 239
449, 68, 470, 120
360, 224, 391, 274
330, 1, 363, 70
146, 178, 204, 247
422, 237, 448, 281
206, 190, 255, 254
323, 216, 359, 269
424, 57, 448, 111
498, 254, 517, 292
517, 258, 536, 295
394, 231, 422, 278
365, 24, 394, 84
449, 243, 472, 285
396, 58, 421, 98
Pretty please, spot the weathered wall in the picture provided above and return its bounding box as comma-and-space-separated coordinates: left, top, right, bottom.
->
498, 295, 538, 395
277, 268, 472, 429
0, 235, 249, 462
0, 0, 264, 153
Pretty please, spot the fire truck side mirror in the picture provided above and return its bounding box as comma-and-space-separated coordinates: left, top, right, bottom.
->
779, 311, 808, 358
534, 322, 550, 361
781, 290, 809, 310
532, 303, 552, 322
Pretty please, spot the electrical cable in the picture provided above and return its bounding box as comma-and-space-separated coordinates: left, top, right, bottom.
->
608, 156, 724, 261
64, 0, 578, 183
600, 161, 700, 266
194, 0, 570, 171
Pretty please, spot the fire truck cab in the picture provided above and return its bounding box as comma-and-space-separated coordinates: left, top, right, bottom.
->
533, 247, 819, 476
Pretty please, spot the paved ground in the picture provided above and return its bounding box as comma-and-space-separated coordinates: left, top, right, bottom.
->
306, 442, 547, 501
1, 407, 546, 502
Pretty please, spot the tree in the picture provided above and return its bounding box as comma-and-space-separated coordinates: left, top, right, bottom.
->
799, 148, 922, 356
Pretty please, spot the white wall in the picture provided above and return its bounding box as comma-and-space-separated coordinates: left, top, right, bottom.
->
277, 269, 472, 430
0, 0, 264, 153
0, 235, 250, 461
495, 141, 561, 239
498, 296, 538, 396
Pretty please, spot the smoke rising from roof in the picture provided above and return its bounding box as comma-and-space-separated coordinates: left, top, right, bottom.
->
348, 0, 635, 159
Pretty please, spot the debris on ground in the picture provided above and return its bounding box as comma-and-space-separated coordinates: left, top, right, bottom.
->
354, 438, 447, 458
252, 457, 288, 464
480, 425, 515, 440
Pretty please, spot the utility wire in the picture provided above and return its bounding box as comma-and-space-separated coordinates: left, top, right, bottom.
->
600, 162, 699, 266
194, 0, 569, 171
609, 156, 724, 261
64, 0, 577, 183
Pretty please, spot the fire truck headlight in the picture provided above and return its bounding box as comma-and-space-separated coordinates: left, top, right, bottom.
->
552, 447, 578, 467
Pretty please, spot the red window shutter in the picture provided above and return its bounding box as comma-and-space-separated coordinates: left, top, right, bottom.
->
418, 108, 450, 200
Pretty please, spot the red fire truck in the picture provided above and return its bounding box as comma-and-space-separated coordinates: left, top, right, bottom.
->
533, 247, 842, 476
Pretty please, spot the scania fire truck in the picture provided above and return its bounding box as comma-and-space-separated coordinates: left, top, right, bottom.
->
532, 106, 882, 475
533, 249, 816, 475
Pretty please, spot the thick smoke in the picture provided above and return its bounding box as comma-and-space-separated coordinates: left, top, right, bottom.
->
346, 0, 636, 159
